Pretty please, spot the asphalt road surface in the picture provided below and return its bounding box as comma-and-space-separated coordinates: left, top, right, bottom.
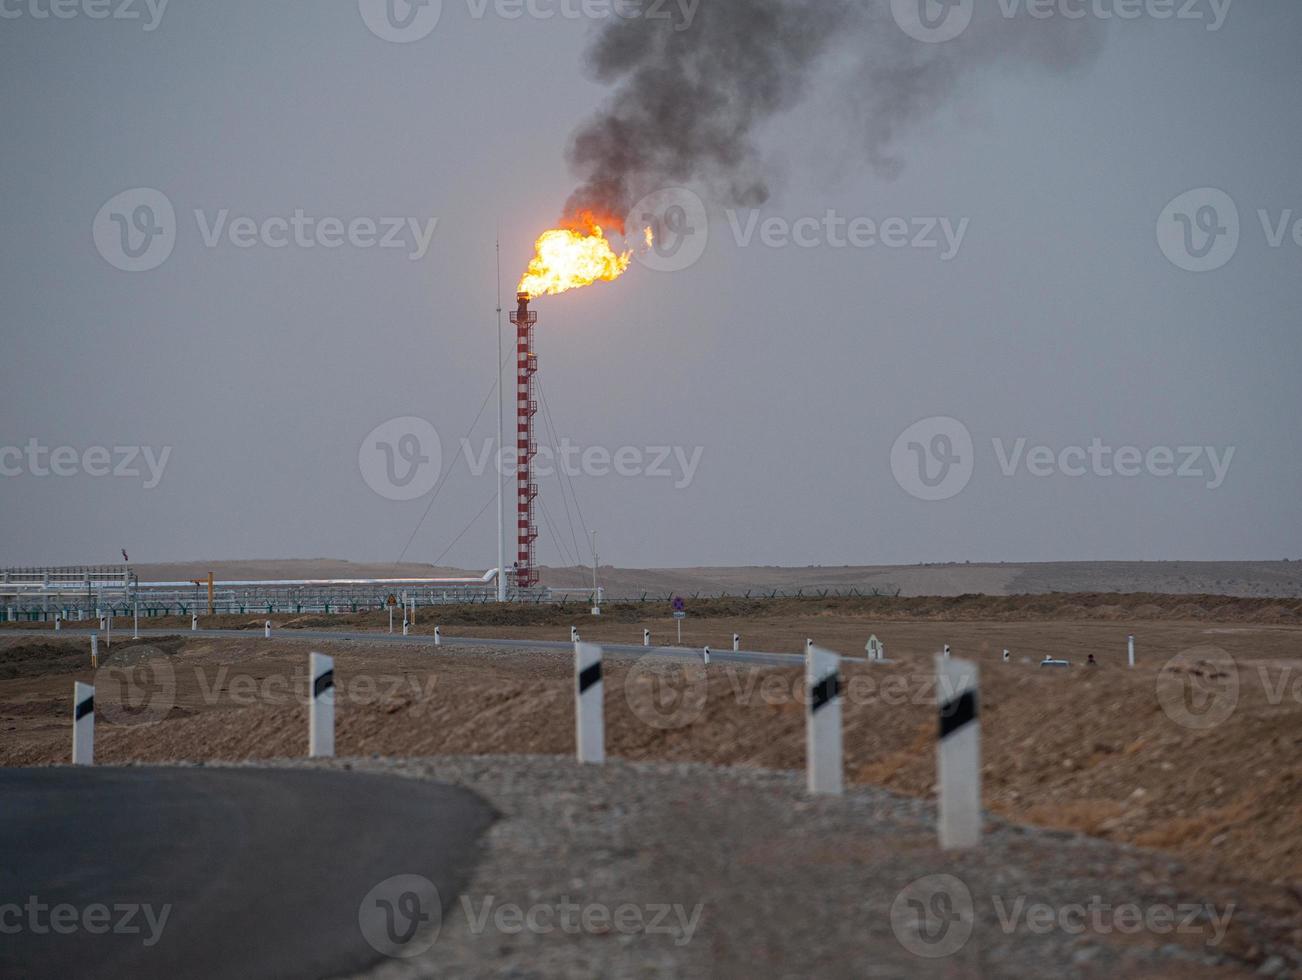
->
0, 767, 495, 979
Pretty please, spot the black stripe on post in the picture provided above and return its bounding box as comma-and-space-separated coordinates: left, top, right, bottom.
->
578, 662, 602, 694
810, 673, 840, 713
75, 696, 94, 721
313, 670, 334, 699
939, 689, 978, 739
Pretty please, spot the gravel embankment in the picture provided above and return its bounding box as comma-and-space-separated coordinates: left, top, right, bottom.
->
227, 756, 1298, 979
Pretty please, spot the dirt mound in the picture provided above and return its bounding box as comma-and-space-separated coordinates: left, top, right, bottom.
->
0, 641, 88, 680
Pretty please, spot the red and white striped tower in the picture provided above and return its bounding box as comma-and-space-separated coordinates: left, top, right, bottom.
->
509, 292, 540, 588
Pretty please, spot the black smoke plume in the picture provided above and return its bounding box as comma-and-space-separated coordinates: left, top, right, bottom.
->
561, 0, 1106, 229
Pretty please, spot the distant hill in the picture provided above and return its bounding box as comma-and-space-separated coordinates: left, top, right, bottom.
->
129, 560, 1302, 598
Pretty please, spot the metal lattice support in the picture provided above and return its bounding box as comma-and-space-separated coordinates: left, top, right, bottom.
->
510, 292, 540, 588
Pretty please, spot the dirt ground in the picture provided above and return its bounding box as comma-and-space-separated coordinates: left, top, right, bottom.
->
4, 595, 1299, 896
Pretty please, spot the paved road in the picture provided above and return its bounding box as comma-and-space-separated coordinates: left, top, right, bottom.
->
0, 767, 495, 980
2, 627, 865, 666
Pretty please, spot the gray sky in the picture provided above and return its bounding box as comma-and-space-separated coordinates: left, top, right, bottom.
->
1, 0, 1299, 570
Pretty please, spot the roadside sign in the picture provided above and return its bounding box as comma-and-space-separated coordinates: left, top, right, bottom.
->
671, 597, 687, 644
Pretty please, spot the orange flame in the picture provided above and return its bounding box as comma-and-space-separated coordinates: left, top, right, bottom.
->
518, 212, 633, 298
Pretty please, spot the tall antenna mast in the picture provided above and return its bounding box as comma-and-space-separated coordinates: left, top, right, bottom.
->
495, 233, 507, 602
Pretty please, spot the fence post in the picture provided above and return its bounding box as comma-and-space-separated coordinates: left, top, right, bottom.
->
937, 655, 981, 849
574, 642, 604, 764
806, 644, 843, 795
309, 652, 335, 758
72, 682, 94, 766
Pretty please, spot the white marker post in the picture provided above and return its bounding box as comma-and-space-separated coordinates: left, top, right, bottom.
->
1002, 649, 1010, 663
643, 629, 651, 647
806, 644, 843, 795
805, 638, 814, 656
309, 652, 335, 758
191, 611, 198, 632
402, 617, 409, 637
732, 633, 740, 652
703, 645, 711, 665
434, 626, 441, 646
936, 655, 981, 850
90, 633, 99, 668
54, 614, 61, 633
1128, 635, 1135, 668
264, 620, 272, 639
866, 634, 882, 661
570, 626, 579, 643
72, 682, 94, 766
943, 644, 950, 659
574, 642, 604, 764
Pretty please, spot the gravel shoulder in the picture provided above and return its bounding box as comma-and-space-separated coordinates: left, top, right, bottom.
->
219, 755, 1300, 980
